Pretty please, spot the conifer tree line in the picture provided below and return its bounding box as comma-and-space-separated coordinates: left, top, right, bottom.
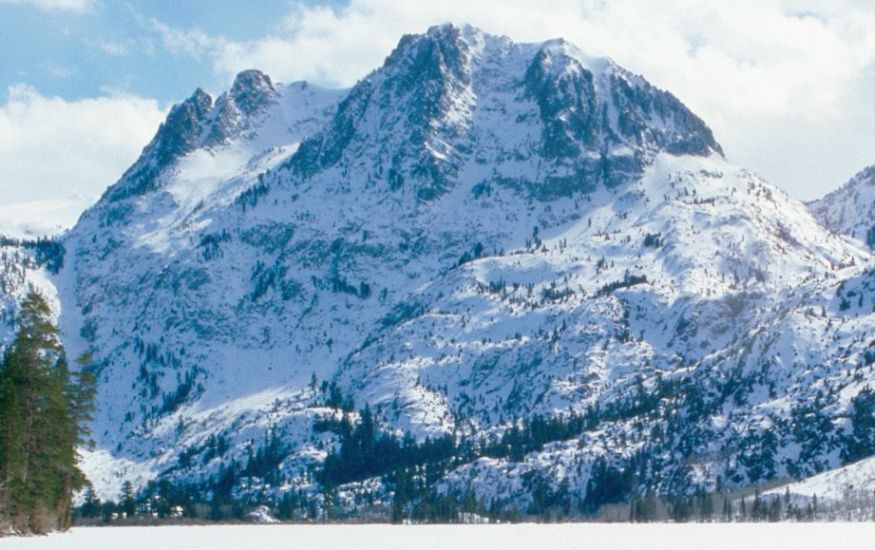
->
63, 373, 875, 525
0, 291, 95, 534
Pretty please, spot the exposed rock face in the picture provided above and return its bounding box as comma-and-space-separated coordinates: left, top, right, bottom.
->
106, 88, 214, 203
205, 70, 279, 147
289, 25, 720, 202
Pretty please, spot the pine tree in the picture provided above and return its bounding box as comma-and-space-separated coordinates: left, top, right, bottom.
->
120, 481, 137, 518
752, 489, 762, 521
843, 387, 875, 463
0, 291, 93, 533
78, 484, 101, 519
699, 490, 713, 522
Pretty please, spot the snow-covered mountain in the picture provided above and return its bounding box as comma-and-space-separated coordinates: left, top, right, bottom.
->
4, 24, 875, 515
810, 164, 875, 248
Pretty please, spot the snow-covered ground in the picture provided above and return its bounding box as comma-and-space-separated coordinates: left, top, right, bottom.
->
3, 524, 875, 550
767, 456, 875, 502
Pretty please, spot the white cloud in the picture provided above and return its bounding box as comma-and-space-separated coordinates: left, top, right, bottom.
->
44, 64, 74, 79
0, 85, 166, 234
98, 42, 128, 56
153, 0, 875, 199
0, 0, 93, 12
151, 18, 218, 62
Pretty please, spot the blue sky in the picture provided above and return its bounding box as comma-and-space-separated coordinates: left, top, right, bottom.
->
1, 0, 875, 236
0, 0, 344, 103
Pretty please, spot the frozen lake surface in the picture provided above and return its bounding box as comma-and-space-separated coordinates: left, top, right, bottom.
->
2, 523, 874, 550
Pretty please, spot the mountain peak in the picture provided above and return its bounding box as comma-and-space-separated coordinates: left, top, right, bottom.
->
99, 72, 318, 207
228, 69, 277, 116
103, 87, 213, 202
287, 25, 722, 200
420, 22, 484, 44
154, 87, 213, 166
204, 69, 279, 146
386, 23, 474, 84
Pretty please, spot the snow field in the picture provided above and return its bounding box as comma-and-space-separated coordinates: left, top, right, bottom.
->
3, 524, 875, 550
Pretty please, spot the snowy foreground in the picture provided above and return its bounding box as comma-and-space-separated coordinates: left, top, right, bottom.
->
3, 524, 875, 550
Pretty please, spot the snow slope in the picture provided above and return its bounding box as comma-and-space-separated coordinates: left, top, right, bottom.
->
810, 164, 875, 247
767, 455, 875, 502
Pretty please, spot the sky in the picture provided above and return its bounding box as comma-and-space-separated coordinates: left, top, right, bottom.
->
1, 0, 874, 235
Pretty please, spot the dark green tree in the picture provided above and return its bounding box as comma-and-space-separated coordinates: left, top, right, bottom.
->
77, 484, 101, 519
120, 481, 137, 518
843, 387, 875, 463
0, 291, 94, 533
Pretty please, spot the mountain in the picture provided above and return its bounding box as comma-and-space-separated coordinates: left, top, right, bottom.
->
3, 24, 875, 518
810, 163, 875, 247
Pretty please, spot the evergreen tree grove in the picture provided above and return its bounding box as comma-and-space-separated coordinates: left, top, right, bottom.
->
0, 291, 95, 534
